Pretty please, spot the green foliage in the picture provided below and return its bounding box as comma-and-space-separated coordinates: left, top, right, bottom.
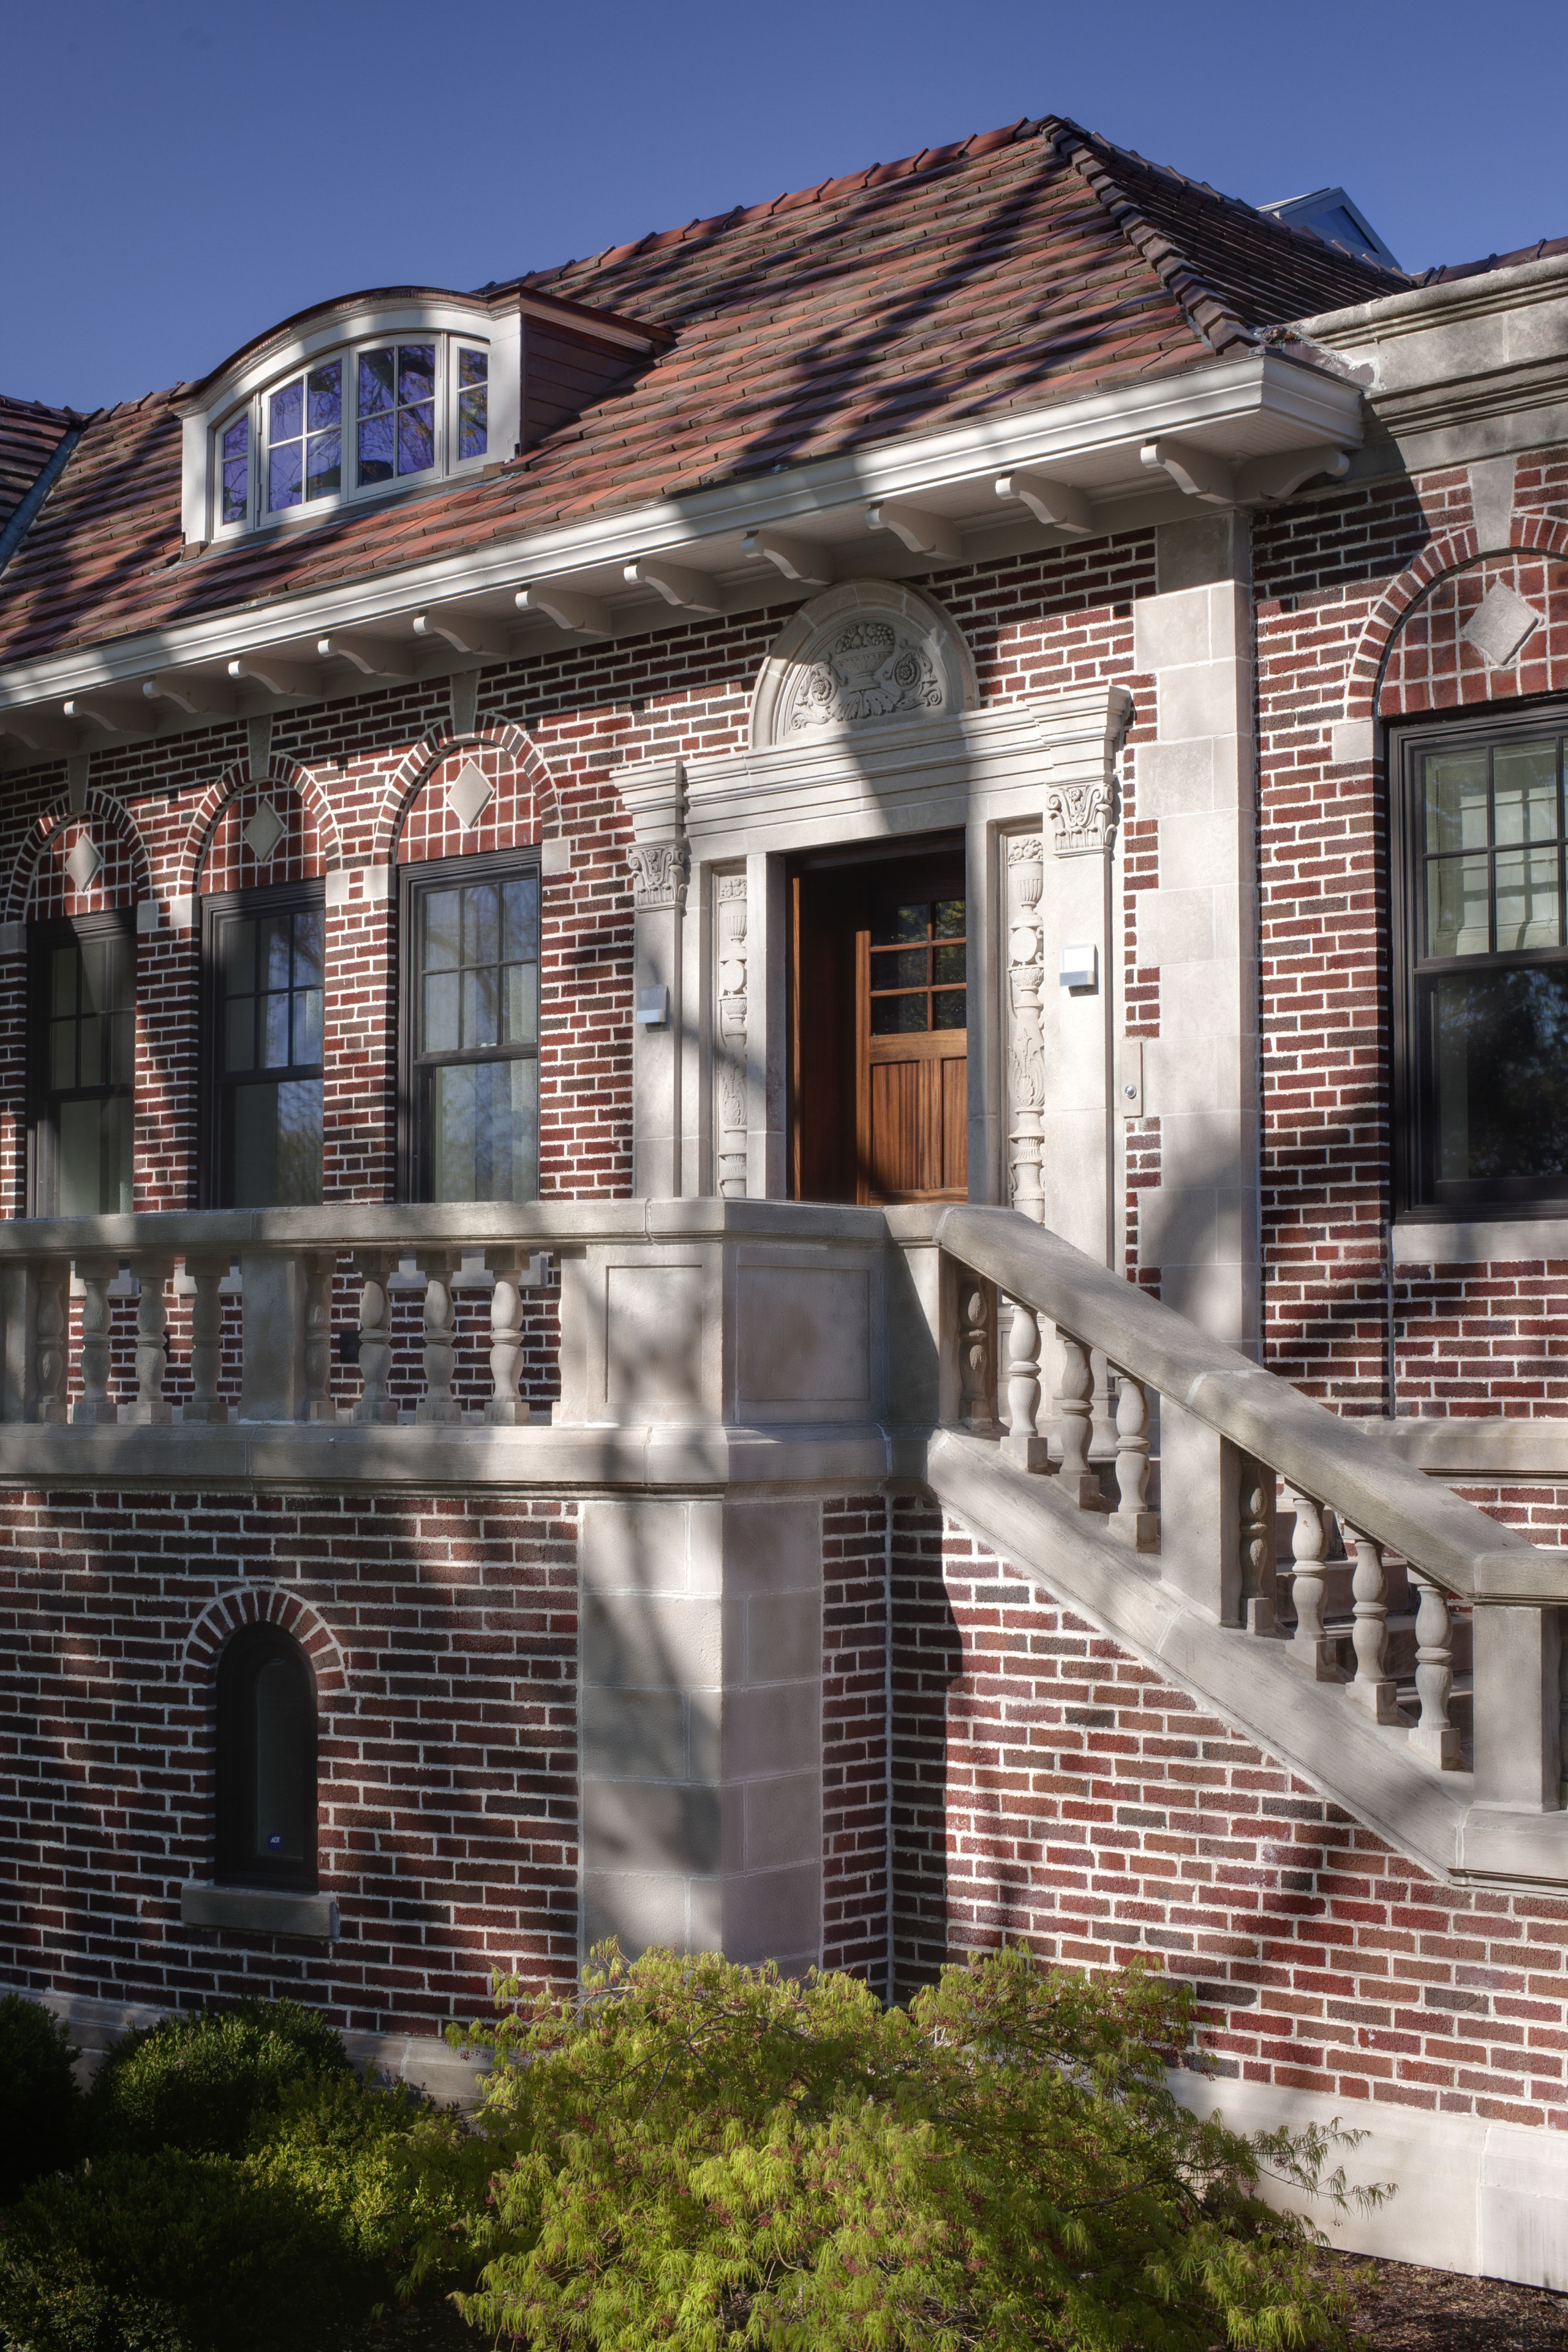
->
0, 2149, 352, 2352
417, 1943, 1387, 2351
0, 2000, 83, 2201
83, 1997, 350, 2161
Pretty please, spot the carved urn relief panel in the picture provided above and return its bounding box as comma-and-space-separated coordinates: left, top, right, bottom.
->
748, 580, 978, 750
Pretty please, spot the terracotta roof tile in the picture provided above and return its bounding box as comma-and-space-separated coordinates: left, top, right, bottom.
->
0, 114, 1417, 669
0, 395, 78, 538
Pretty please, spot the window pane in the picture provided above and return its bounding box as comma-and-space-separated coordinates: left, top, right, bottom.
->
358, 348, 394, 415
307, 359, 341, 429
502, 962, 537, 1047
1425, 753, 1489, 853
78, 942, 109, 1017
462, 884, 499, 968
933, 990, 967, 1031
872, 948, 927, 990
1495, 848, 1561, 951
423, 971, 459, 1054
262, 992, 290, 1068
1493, 742, 1559, 846
458, 386, 487, 462
1427, 854, 1490, 957
292, 908, 323, 987
78, 1015, 104, 1087
398, 344, 435, 406
276, 1080, 323, 1205
357, 412, 394, 486
305, 429, 341, 500
221, 417, 249, 526
293, 986, 323, 1067
50, 945, 77, 1017
224, 995, 254, 1074
398, 401, 434, 476
224, 919, 256, 987
50, 1019, 75, 1091
502, 877, 538, 962
108, 1010, 135, 1088
231, 1079, 322, 1208
109, 1092, 133, 1215
268, 442, 302, 511
106, 933, 135, 1012
262, 915, 292, 990
268, 377, 303, 443
57, 1098, 103, 1216
458, 345, 488, 390
431, 1057, 537, 1203
423, 889, 460, 971
1433, 967, 1568, 1182
253, 1656, 305, 1863
462, 965, 499, 1050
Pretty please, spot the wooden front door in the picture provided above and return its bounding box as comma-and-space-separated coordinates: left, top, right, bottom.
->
790, 841, 967, 1206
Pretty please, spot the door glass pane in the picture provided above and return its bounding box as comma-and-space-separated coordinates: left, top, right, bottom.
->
873, 948, 927, 990
933, 942, 966, 985
1428, 855, 1490, 957
933, 899, 965, 938
933, 990, 966, 1030
872, 903, 929, 946
1433, 967, 1568, 1182
870, 992, 928, 1036
253, 1656, 305, 1863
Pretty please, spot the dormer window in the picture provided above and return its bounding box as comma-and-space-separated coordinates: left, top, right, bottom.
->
212, 333, 489, 533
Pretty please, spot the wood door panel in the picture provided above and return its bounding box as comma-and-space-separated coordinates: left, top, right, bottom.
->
862, 1044, 966, 1202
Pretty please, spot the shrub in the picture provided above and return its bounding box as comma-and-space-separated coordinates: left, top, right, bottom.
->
0, 2149, 354, 2352
84, 1998, 349, 2161
415, 1943, 1385, 2351
0, 1999, 83, 2201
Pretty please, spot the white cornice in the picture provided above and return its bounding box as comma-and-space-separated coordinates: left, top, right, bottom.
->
1297, 251, 1568, 348
0, 352, 1362, 726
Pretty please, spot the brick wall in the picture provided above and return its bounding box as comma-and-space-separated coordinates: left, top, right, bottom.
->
0, 1487, 579, 2031
895, 1502, 1568, 2130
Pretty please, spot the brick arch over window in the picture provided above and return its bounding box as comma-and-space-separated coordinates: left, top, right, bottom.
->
6, 791, 152, 923
371, 718, 560, 868
182, 1587, 348, 1703
175, 754, 344, 900
1344, 518, 1568, 724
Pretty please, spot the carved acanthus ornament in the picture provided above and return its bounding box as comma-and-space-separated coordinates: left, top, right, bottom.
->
1006, 835, 1046, 1224
627, 840, 689, 910
1046, 778, 1114, 856
785, 620, 943, 731
715, 876, 748, 1199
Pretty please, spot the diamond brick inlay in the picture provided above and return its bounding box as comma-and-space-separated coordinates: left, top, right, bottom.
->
446, 758, 492, 831
64, 834, 102, 892
243, 799, 285, 864
1461, 582, 1542, 670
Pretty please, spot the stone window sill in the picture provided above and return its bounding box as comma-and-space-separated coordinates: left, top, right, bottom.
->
1392, 1216, 1568, 1267
179, 1882, 338, 1940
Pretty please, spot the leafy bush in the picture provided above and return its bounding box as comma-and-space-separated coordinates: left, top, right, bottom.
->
83, 1998, 349, 2161
244, 2067, 467, 2275
414, 1943, 1384, 2351
0, 2149, 356, 2352
0, 1999, 83, 2201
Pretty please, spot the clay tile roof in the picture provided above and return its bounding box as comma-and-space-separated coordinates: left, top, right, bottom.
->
0, 113, 1412, 671
0, 395, 78, 538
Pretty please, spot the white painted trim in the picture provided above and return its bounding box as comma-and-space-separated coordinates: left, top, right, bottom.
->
1172, 2068, 1568, 2290
0, 352, 1362, 714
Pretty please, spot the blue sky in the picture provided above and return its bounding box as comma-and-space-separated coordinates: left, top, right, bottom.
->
4, 0, 1566, 414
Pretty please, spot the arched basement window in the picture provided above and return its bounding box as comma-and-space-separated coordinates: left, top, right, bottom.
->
216, 1626, 318, 1890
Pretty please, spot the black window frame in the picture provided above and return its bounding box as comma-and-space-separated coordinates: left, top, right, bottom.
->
200, 879, 326, 1211
26, 907, 137, 1219
1393, 694, 1568, 1219
214, 1623, 319, 1892
398, 845, 542, 1204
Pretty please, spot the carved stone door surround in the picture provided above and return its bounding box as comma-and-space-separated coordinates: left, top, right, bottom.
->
611, 581, 1130, 1209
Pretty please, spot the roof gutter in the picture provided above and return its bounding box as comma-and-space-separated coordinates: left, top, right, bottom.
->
0, 421, 85, 584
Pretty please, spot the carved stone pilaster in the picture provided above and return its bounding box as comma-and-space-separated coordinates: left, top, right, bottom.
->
1006, 835, 1046, 1224
715, 876, 748, 1199
1046, 778, 1114, 857
627, 840, 689, 910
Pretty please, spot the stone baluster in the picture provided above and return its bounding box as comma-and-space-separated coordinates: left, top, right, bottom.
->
127, 1258, 173, 1425
1054, 1329, 1103, 1508
1343, 1525, 1401, 1722
415, 1254, 461, 1425
1237, 1458, 1276, 1635
1408, 1567, 1461, 1768
352, 1253, 398, 1426
183, 1257, 230, 1425
72, 1255, 119, 1425
34, 1260, 70, 1425
1002, 1295, 1047, 1471
1109, 1369, 1158, 1548
303, 1254, 335, 1424
1281, 1489, 1337, 1679
958, 1278, 997, 1438
486, 1250, 527, 1425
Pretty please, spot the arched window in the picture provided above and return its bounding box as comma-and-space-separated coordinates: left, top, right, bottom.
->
216, 1626, 318, 1890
